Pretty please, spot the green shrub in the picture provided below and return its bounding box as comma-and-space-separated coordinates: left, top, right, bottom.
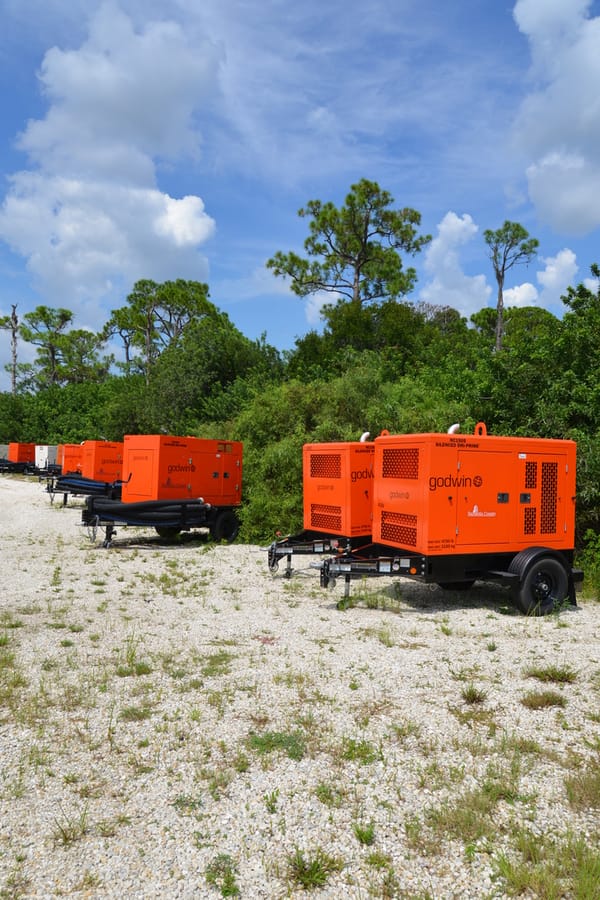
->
578, 529, 600, 600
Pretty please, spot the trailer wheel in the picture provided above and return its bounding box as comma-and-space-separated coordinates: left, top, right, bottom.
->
210, 510, 240, 543
510, 550, 569, 615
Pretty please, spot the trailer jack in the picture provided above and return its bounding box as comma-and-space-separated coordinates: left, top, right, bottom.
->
267, 531, 375, 579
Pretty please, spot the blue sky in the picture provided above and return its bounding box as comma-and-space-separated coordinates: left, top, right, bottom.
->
1, 0, 600, 387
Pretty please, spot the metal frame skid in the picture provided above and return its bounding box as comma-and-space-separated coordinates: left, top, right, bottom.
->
267, 531, 370, 579
319, 547, 427, 598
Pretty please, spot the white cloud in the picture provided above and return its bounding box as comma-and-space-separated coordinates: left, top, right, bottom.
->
536, 247, 578, 298
512, 0, 600, 233
502, 248, 578, 311
418, 212, 491, 318
513, 0, 591, 45
0, 1, 219, 327
526, 154, 600, 235
0, 174, 215, 329
504, 282, 538, 307
20, 2, 221, 168
155, 196, 215, 247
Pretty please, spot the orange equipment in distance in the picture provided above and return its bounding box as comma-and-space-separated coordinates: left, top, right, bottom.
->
8, 442, 35, 464
79, 441, 123, 482
120, 435, 242, 507
59, 444, 84, 475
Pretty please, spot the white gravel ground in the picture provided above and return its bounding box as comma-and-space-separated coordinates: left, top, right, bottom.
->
0, 476, 599, 899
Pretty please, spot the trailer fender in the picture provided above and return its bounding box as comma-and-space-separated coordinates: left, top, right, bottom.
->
508, 547, 575, 616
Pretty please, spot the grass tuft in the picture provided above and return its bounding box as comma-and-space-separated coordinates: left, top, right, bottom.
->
461, 683, 488, 705
247, 730, 306, 760
205, 853, 240, 897
524, 663, 577, 684
287, 847, 343, 890
520, 689, 567, 710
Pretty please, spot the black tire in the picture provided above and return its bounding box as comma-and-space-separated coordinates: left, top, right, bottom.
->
155, 527, 181, 541
437, 581, 475, 591
209, 510, 240, 543
510, 550, 569, 615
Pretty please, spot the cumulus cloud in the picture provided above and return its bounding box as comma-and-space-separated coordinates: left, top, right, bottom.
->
503, 282, 538, 307
417, 213, 579, 319
503, 248, 578, 311
418, 212, 491, 318
155, 196, 215, 247
0, 1, 219, 327
513, 0, 600, 233
537, 247, 578, 297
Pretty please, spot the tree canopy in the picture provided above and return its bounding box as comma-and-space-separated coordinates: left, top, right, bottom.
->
266, 179, 431, 307
483, 221, 539, 351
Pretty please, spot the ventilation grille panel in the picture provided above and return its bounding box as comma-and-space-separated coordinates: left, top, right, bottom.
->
541, 462, 558, 534
310, 453, 341, 479
310, 504, 342, 531
523, 507, 537, 535
525, 461, 537, 489
381, 448, 419, 479
380, 510, 417, 547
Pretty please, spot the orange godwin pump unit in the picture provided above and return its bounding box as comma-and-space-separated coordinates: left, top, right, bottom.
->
120, 435, 242, 507
8, 442, 35, 464
302, 440, 374, 538
268, 437, 375, 576
60, 444, 84, 475
372, 423, 576, 556
79, 441, 124, 482
317, 423, 582, 616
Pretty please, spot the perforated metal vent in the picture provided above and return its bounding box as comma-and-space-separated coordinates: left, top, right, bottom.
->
310, 453, 341, 479
540, 462, 558, 534
310, 504, 342, 531
524, 507, 537, 535
380, 510, 417, 547
381, 447, 419, 479
525, 461, 537, 489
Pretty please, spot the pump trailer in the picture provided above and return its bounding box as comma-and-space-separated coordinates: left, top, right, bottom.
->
80, 434, 243, 548
269, 424, 583, 615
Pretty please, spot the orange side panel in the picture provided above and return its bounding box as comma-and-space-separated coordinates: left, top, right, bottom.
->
8, 442, 35, 463
302, 442, 374, 537
79, 441, 123, 481
372, 431, 576, 556
121, 435, 242, 505
61, 444, 84, 475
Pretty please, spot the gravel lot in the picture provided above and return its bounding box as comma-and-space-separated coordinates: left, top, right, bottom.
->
1, 476, 599, 899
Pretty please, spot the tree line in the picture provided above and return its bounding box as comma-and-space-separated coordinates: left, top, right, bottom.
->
1, 180, 599, 575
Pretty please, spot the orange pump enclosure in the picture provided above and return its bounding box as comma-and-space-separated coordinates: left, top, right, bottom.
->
120, 435, 242, 505
60, 444, 84, 475
8, 442, 35, 463
372, 427, 577, 556
303, 441, 374, 537
79, 441, 123, 481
